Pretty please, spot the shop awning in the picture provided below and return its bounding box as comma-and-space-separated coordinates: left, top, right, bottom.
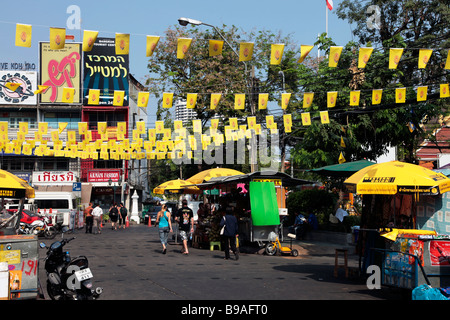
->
0, 169, 34, 199
249, 181, 280, 226
153, 179, 201, 195
186, 168, 245, 184
308, 160, 376, 178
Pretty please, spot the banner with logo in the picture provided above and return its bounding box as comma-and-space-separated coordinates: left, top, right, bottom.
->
0, 71, 37, 105
39, 42, 82, 104
83, 37, 129, 106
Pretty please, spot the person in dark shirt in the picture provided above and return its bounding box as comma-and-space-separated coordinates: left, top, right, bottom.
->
220, 207, 239, 260
176, 199, 194, 255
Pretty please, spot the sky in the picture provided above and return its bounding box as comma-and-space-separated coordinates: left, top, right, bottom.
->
0, 0, 356, 125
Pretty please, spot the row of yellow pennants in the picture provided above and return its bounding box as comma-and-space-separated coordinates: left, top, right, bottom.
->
14, 24, 450, 69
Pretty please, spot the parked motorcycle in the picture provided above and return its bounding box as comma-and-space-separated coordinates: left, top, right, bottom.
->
17, 210, 56, 239
40, 228, 103, 300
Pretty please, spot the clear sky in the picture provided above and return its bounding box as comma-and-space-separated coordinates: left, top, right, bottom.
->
0, 0, 356, 124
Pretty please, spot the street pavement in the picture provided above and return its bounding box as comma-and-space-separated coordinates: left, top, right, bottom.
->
37, 222, 405, 302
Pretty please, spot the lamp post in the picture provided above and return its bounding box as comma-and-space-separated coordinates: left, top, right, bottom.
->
108, 178, 122, 205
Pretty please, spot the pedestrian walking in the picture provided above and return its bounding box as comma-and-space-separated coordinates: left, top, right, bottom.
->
155, 204, 172, 254
92, 203, 103, 234
84, 202, 94, 234
220, 207, 239, 260
119, 202, 128, 229
176, 199, 194, 255
109, 203, 119, 230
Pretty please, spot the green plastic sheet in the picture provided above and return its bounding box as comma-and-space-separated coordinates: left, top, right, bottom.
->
249, 181, 280, 226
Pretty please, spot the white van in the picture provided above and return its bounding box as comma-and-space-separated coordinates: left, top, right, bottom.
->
28, 192, 77, 226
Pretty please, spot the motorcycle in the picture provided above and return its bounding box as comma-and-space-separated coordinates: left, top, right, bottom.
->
40, 227, 103, 300
17, 210, 57, 239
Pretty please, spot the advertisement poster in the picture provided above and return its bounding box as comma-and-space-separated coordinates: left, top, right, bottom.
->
430, 240, 450, 266
39, 42, 82, 104
0, 71, 37, 105
83, 37, 129, 106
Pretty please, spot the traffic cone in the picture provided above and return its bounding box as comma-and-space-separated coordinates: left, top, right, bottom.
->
126, 216, 129, 228
147, 217, 151, 227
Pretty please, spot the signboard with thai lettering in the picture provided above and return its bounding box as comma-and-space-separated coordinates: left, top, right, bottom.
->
87, 170, 121, 182
32, 171, 77, 184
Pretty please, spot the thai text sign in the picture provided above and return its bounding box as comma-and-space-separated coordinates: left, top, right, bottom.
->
32, 171, 77, 183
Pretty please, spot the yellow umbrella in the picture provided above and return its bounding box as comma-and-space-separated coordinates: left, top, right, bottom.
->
344, 161, 450, 195
153, 179, 200, 195
0, 169, 34, 198
186, 168, 245, 184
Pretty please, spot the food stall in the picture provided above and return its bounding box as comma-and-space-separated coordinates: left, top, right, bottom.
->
344, 161, 450, 291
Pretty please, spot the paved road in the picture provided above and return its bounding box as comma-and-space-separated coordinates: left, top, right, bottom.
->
38, 222, 401, 302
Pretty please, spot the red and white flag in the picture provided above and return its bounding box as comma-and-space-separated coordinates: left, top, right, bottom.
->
326, 0, 333, 10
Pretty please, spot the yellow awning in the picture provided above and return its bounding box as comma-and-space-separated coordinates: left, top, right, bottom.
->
186, 168, 245, 184
153, 179, 200, 195
0, 169, 34, 199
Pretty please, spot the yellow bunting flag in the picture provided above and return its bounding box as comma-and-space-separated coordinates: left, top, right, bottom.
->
113, 90, 125, 106
283, 114, 292, 133
162, 92, 173, 108
78, 122, 87, 135
82, 30, 98, 52
418, 49, 433, 69
49, 27, 66, 50
358, 47, 373, 68
38, 122, 48, 135
137, 92, 149, 107
229, 118, 238, 130
417, 86, 428, 102
329, 46, 343, 67
389, 48, 403, 69
281, 93, 291, 110
234, 94, 245, 110
192, 119, 202, 133
445, 50, 450, 70
258, 93, 268, 110
247, 116, 257, 130
117, 121, 127, 135
210, 118, 219, 131
350, 91, 360, 106
298, 45, 313, 63
441, 84, 450, 98
239, 42, 254, 62
19, 122, 28, 134
58, 122, 67, 134
177, 38, 192, 59
327, 91, 338, 108
155, 121, 164, 134
339, 152, 346, 164
372, 89, 383, 105
146, 36, 160, 57
396, 88, 406, 103
210, 93, 221, 110
301, 113, 311, 126
303, 92, 314, 109
266, 115, 276, 130
34, 85, 49, 95
15, 23, 32, 47
320, 111, 330, 124
136, 121, 146, 134
88, 89, 100, 105
174, 120, 183, 131
209, 40, 223, 57
270, 44, 285, 65
186, 93, 197, 109
340, 136, 346, 148
61, 87, 75, 103
5, 82, 21, 92
115, 33, 130, 55
98, 122, 107, 135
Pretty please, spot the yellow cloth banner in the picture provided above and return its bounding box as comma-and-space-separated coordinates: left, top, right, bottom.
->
234, 94, 245, 110
301, 112, 311, 126
389, 48, 403, 69
209, 40, 223, 56
266, 115, 276, 129
117, 122, 127, 135
327, 91, 338, 108
281, 93, 291, 109
61, 87, 75, 103
329, 46, 343, 67
247, 116, 257, 130
441, 84, 450, 98
239, 42, 254, 62
396, 88, 406, 103
155, 121, 164, 133
445, 50, 450, 70
340, 136, 346, 148
146, 36, 160, 57
88, 89, 100, 105
138, 92, 149, 107
82, 30, 98, 52
192, 119, 202, 133
210, 93, 221, 110
174, 120, 183, 131
298, 45, 313, 63
34, 85, 49, 95
339, 152, 346, 164
283, 114, 292, 133
186, 93, 197, 109
303, 92, 314, 109
177, 38, 192, 59
50, 27, 66, 50
58, 122, 67, 134
229, 118, 238, 130
258, 93, 268, 110
78, 122, 87, 135
320, 111, 330, 124
38, 122, 48, 135
417, 86, 428, 101
19, 122, 28, 134
5, 82, 20, 92
350, 91, 360, 106
98, 122, 107, 135
115, 33, 130, 55
15, 23, 32, 47
113, 90, 125, 106
162, 92, 174, 108
358, 47, 373, 68
418, 49, 433, 69
372, 89, 382, 105
270, 44, 285, 65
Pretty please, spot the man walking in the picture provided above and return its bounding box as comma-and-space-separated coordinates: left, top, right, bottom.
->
119, 203, 128, 229
220, 207, 239, 260
92, 203, 103, 234
84, 202, 94, 234
176, 199, 194, 255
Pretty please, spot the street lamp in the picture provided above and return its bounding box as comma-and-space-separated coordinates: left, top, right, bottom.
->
108, 178, 122, 205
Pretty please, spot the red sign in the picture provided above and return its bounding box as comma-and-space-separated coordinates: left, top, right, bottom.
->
88, 170, 121, 182
430, 240, 450, 266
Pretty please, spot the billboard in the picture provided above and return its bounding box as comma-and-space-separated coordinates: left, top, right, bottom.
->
83, 37, 129, 106
39, 42, 82, 104
0, 71, 37, 105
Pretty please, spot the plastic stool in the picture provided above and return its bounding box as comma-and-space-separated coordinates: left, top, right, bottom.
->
334, 249, 348, 278
210, 241, 221, 251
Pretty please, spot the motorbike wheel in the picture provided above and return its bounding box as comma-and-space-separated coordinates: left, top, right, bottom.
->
44, 227, 57, 239
291, 249, 299, 257
265, 243, 277, 256
46, 280, 63, 300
